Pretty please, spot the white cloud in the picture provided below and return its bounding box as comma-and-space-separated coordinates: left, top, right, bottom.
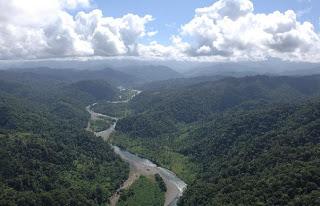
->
169, 0, 320, 62
0, 0, 320, 62
195, 0, 253, 21
62, 0, 91, 9
136, 35, 190, 59
0, 0, 153, 59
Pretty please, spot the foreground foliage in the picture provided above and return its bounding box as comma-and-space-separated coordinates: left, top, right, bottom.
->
0, 71, 129, 206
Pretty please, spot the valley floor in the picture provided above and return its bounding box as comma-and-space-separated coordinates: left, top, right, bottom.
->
86, 89, 187, 206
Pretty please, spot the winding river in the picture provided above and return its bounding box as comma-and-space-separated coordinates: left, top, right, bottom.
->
86, 91, 187, 206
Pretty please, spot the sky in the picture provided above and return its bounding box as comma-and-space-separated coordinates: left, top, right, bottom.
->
0, 0, 320, 62
95, 0, 320, 45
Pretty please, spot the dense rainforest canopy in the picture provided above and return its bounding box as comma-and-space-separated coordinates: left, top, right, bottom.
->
113, 75, 320, 206
1, 67, 320, 206
0, 70, 129, 206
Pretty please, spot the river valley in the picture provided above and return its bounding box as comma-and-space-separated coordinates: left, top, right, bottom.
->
86, 93, 187, 206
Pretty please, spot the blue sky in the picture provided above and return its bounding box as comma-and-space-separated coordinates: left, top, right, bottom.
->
94, 0, 320, 44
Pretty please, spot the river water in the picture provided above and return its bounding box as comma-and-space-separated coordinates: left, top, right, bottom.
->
86, 92, 187, 206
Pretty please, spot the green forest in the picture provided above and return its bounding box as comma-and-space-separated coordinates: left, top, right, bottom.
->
93, 102, 131, 119
112, 75, 320, 205
117, 175, 166, 206
1, 68, 320, 206
2, 0, 320, 205
0, 70, 129, 205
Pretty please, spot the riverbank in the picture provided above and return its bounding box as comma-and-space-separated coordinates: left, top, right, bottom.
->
86, 91, 187, 206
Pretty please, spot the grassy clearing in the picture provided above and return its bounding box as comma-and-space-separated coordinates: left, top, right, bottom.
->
118, 176, 165, 206
117, 89, 139, 101
93, 102, 131, 118
90, 117, 115, 132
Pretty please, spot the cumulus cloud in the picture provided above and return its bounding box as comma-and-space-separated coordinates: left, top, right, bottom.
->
0, 0, 153, 59
195, 0, 253, 21
172, 0, 320, 62
136, 36, 190, 58
75, 10, 153, 56
0, 0, 320, 62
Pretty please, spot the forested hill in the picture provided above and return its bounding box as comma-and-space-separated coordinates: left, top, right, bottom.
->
117, 75, 320, 137
137, 75, 225, 91
178, 99, 320, 205
3, 65, 184, 86
114, 75, 320, 205
0, 71, 129, 205
1, 67, 138, 87
116, 65, 183, 83
66, 80, 117, 101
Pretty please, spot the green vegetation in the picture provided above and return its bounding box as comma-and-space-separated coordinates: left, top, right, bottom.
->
117, 65, 182, 83
179, 101, 320, 205
116, 88, 140, 101
2, 68, 320, 205
92, 88, 140, 118
0, 70, 129, 205
155, 174, 167, 192
66, 80, 117, 101
93, 102, 131, 118
90, 117, 115, 132
118, 176, 165, 206
114, 75, 320, 205
111, 132, 198, 184
0, 67, 138, 87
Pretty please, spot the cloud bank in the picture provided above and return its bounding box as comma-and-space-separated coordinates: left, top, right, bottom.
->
0, 0, 153, 59
0, 0, 320, 62
174, 0, 320, 62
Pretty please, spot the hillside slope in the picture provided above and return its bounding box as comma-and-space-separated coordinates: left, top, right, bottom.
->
0, 72, 129, 205
112, 75, 320, 205
66, 80, 117, 101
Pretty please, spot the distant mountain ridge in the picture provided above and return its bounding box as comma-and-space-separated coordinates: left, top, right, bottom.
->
3, 65, 183, 86
115, 65, 183, 83
184, 60, 320, 77
3, 67, 138, 86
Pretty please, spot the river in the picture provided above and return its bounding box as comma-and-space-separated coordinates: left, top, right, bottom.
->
86, 91, 187, 206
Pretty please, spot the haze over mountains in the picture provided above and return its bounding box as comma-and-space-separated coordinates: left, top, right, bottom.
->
1, 58, 320, 84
